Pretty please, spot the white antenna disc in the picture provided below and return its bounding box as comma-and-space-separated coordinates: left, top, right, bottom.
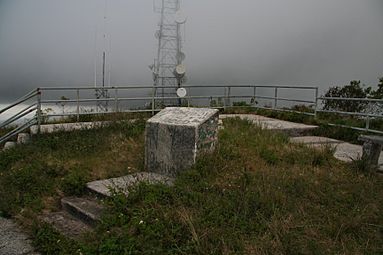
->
175, 11, 187, 24
177, 52, 186, 61
177, 88, 187, 98
175, 64, 186, 76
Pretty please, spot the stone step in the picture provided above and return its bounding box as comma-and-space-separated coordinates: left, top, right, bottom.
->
61, 197, 104, 226
41, 211, 92, 238
87, 172, 174, 198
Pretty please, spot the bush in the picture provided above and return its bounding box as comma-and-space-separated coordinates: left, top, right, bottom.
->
61, 168, 89, 196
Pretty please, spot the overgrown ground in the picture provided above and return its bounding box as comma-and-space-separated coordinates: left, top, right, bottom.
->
0, 119, 146, 217
0, 118, 382, 254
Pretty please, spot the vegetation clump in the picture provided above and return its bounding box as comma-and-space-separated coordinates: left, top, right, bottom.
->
1, 119, 380, 254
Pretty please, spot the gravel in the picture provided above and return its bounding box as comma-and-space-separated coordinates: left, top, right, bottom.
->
0, 217, 39, 255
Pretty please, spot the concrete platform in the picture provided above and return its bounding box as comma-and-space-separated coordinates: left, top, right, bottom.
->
290, 136, 383, 165
220, 114, 318, 136
29, 119, 139, 135
42, 211, 92, 238
290, 136, 342, 145
87, 172, 174, 197
30, 121, 109, 135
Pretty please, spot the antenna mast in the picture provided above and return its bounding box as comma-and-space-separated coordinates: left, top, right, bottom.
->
95, 0, 110, 112
152, 0, 186, 106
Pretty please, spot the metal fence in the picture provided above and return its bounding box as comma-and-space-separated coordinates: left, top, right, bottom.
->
317, 96, 383, 135
1, 84, 383, 143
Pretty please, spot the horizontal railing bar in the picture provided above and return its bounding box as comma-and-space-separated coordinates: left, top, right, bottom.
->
0, 91, 39, 115
255, 106, 316, 116
319, 97, 383, 103
41, 95, 316, 104
317, 109, 383, 118
0, 119, 37, 144
0, 105, 37, 129
44, 109, 163, 118
38, 84, 318, 91
327, 123, 383, 135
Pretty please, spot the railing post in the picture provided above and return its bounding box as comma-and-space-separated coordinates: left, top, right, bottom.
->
253, 86, 257, 106
274, 87, 278, 109
228, 86, 231, 107
366, 116, 370, 131
314, 87, 319, 119
36, 88, 42, 134
114, 88, 118, 112
76, 89, 80, 122
152, 86, 156, 116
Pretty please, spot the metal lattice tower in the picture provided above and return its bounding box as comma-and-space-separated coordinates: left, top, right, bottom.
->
95, 0, 110, 112
152, 0, 186, 106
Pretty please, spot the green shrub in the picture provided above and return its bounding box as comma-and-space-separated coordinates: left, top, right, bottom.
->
61, 168, 89, 196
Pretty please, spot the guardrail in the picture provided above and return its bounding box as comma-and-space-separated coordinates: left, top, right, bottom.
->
317, 97, 383, 135
0, 89, 40, 144
37, 84, 318, 117
1, 84, 383, 143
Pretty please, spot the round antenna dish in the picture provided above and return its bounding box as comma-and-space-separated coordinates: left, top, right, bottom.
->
176, 88, 187, 98
155, 30, 161, 39
177, 52, 186, 61
175, 11, 187, 24
175, 64, 186, 77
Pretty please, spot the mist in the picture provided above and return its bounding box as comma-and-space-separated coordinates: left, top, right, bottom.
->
0, 0, 382, 103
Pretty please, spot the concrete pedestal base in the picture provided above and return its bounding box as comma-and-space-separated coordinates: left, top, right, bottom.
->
145, 107, 219, 177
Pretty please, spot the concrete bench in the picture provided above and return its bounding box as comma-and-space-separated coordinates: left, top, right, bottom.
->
358, 135, 383, 168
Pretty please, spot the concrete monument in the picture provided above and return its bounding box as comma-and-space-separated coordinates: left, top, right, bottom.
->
145, 107, 219, 177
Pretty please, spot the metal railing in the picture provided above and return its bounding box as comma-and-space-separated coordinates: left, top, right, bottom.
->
1, 84, 383, 143
317, 97, 383, 134
0, 89, 40, 144
36, 84, 318, 118
0, 84, 318, 143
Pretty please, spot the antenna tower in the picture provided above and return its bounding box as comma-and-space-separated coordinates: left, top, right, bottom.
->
95, 0, 110, 112
152, 0, 187, 106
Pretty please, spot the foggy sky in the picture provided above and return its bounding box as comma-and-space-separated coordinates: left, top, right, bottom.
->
0, 0, 382, 103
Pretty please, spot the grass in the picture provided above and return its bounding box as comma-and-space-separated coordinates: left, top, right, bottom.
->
1, 118, 381, 254
0, 119, 146, 217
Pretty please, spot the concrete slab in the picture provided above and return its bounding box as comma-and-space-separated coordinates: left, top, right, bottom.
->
333, 143, 363, 162
290, 136, 342, 145
42, 211, 92, 238
290, 136, 383, 165
30, 121, 109, 135
0, 217, 39, 255
30, 119, 139, 135
146, 107, 219, 176
220, 114, 318, 136
86, 172, 174, 197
